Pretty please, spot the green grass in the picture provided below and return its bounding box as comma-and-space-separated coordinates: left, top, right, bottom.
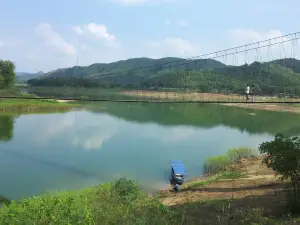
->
1, 177, 298, 224
0, 178, 186, 225
187, 171, 247, 188
0, 99, 79, 112
0, 88, 80, 112
204, 147, 257, 175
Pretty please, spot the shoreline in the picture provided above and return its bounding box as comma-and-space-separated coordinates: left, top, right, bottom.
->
157, 155, 287, 219
0, 98, 79, 112
158, 154, 267, 193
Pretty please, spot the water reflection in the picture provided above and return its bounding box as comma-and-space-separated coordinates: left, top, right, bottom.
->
85, 102, 300, 136
0, 114, 17, 142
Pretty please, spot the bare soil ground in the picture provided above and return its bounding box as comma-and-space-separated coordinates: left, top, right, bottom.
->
158, 157, 299, 224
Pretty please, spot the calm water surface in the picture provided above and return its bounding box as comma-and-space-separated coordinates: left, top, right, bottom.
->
1, 103, 300, 200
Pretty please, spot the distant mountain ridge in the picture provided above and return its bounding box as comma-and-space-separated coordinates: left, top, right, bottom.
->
27, 57, 300, 95
42, 57, 226, 78
16, 71, 44, 82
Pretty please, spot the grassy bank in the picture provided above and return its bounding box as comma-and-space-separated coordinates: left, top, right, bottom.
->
0, 179, 185, 225
0, 88, 79, 112
1, 148, 299, 224
0, 99, 79, 112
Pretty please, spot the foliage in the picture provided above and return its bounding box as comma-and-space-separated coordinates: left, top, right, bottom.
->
204, 147, 256, 174
259, 134, 300, 182
26, 58, 300, 95
0, 60, 16, 88
227, 147, 257, 162
0, 178, 183, 225
259, 134, 300, 213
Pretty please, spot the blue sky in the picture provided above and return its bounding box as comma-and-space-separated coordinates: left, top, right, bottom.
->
0, 0, 299, 72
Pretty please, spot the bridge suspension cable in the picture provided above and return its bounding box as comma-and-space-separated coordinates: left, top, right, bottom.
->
7, 31, 300, 103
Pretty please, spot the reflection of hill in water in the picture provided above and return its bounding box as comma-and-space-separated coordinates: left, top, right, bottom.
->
85, 103, 300, 136
0, 114, 17, 142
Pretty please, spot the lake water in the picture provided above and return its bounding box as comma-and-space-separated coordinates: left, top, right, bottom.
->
1, 102, 300, 200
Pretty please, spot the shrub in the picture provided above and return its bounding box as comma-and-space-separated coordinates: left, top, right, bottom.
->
259, 134, 300, 214
204, 147, 256, 175
0, 178, 183, 225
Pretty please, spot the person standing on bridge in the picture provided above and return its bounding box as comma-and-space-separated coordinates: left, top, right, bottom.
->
250, 84, 255, 102
245, 84, 250, 102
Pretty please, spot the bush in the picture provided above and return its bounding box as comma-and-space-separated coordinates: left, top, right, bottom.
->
227, 147, 256, 162
0, 178, 183, 225
204, 147, 256, 175
259, 134, 300, 214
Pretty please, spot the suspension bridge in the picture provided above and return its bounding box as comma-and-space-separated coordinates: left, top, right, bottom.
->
4, 31, 300, 103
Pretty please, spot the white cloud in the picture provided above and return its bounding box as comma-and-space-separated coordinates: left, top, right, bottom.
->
145, 37, 197, 58
35, 23, 76, 56
111, 0, 175, 5
177, 20, 189, 27
165, 19, 189, 27
228, 29, 285, 46
73, 23, 116, 41
0, 24, 294, 72
72, 26, 83, 35
225, 29, 293, 64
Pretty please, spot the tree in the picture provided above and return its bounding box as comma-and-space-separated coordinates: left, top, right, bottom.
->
0, 60, 16, 88
259, 134, 300, 211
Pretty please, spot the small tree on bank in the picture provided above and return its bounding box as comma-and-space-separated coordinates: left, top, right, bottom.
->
0, 60, 16, 88
259, 134, 300, 212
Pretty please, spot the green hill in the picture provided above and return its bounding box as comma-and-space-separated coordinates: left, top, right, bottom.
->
16, 72, 44, 82
36, 57, 225, 80
27, 57, 300, 95
270, 58, 300, 73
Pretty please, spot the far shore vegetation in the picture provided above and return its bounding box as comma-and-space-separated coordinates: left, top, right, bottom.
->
26, 86, 300, 114
0, 60, 78, 112
0, 98, 78, 112
2, 57, 300, 114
